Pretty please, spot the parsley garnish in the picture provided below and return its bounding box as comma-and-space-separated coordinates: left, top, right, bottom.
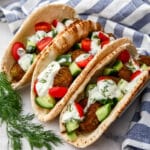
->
0, 72, 62, 150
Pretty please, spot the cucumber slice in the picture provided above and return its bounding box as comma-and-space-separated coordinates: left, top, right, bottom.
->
141, 63, 148, 70
103, 60, 123, 75
113, 60, 123, 71
103, 68, 117, 75
72, 43, 81, 50
52, 29, 57, 37
69, 62, 82, 77
56, 54, 72, 66
26, 40, 36, 53
86, 84, 96, 97
67, 131, 77, 141
96, 103, 111, 122
35, 95, 56, 109
118, 79, 128, 93
66, 119, 79, 133
116, 90, 124, 101
31, 54, 37, 64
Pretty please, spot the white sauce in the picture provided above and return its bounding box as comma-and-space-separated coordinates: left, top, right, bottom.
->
64, 19, 73, 27
36, 61, 60, 97
56, 22, 65, 33
57, 58, 66, 64
84, 79, 119, 112
75, 53, 90, 62
36, 31, 47, 40
97, 80, 118, 99
62, 103, 83, 123
47, 31, 53, 38
90, 38, 101, 55
18, 54, 34, 71
124, 72, 143, 93
17, 47, 25, 57
91, 31, 99, 39
28, 31, 47, 44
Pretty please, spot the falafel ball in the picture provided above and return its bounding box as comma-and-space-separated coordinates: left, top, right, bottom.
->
53, 66, 73, 87
10, 63, 25, 82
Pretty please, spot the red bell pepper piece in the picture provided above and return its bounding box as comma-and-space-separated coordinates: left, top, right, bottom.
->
11, 42, 25, 61
117, 50, 130, 63
76, 55, 94, 68
130, 70, 141, 81
98, 32, 110, 48
49, 86, 68, 98
74, 102, 84, 117
81, 38, 91, 52
97, 76, 111, 81
36, 37, 53, 52
35, 22, 51, 32
98, 32, 110, 41
101, 40, 110, 48
52, 19, 58, 27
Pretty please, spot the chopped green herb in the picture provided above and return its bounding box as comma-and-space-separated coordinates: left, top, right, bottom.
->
0, 72, 62, 150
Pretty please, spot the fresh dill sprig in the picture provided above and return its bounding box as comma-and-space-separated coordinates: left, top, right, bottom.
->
0, 72, 62, 150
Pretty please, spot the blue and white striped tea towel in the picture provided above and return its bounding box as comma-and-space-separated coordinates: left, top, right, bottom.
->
0, 0, 150, 150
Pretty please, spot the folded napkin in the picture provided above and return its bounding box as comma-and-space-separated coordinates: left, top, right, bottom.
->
0, 0, 150, 150
122, 84, 150, 150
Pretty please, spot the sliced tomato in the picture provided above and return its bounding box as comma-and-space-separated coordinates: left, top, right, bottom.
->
76, 55, 94, 68
117, 50, 130, 63
52, 19, 58, 27
97, 76, 111, 81
36, 37, 53, 52
49, 87, 68, 99
101, 40, 110, 48
98, 32, 110, 41
35, 22, 51, 32
34, 79, 38, 96
12, 42, 25, 61
74, 102, 84, 117
130, 70, 141, 81
81, 38, 91, 52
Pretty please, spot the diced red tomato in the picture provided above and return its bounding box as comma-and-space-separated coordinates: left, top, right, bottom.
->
81, 38, 91, 52
52, 19, 58, 27
76, 55, 94, 68
74, 102, 84, 117
117, 50, 130, 63
49, 86, 68, 98
97, 76, 111, 81
101, 40, 110, 48
35, 22, 51, 32
34, 79, 38, 96
98, 32, 110, 41
36, 37, 53, 52
11, 42, 25, 61
130, 70, 141, 80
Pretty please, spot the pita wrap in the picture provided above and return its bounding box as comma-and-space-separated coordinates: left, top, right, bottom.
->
31, 19, 104, 122
31, 22, 132, 123
59, 42, 150, 148
1, 4, 76, 89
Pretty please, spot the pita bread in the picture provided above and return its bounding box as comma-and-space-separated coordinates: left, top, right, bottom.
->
59, 42, 150, 148
31, 19, 103, 122
1, 4, 76, 89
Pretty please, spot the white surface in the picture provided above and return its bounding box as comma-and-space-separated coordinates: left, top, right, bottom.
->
0, 22, 138, 150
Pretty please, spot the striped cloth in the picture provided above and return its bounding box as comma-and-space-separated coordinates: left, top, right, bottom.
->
0, 0, 150, 150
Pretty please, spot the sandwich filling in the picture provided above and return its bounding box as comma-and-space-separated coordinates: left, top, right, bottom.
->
10, 19, 74, 82
61, 49, 150, 141
33, 31, 115, 109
